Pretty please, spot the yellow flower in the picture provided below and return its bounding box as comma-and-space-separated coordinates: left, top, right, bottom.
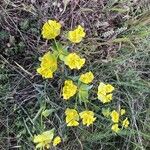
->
120, 109, 126, 116
97, 82, 115, 103
42, 20, 61, 39
37, 67, 53, 78
79, 71, 94, 84
33, 130, 54, 149
97, 93, 113, 104
53, 136, 61, 146
122, 118, 129, 128
68, 25, 85, 43
37, 51, 57, 78
79, 110, 96, 126
110, 110, 119, 123
65, 108, 79, 126
98, 82, 114, 94
62, 80, 77, 100
64, 53, 85, 70
40, 51, 57, 71
111, 124, 120, 133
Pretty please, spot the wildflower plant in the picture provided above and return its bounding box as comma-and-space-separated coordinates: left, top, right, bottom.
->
33, 19, 130, 149
33, 129, 61, 149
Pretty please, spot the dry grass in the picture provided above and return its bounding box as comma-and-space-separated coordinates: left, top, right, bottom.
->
0, 0, 150, 150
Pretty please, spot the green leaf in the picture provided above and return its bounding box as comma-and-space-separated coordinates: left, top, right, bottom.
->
68, 75, 80, 81
42, 109, 55, 118
110, 7, 129, 13
102, 108, 111, 118
78, 84, 93, 103
51, 42, 69, 61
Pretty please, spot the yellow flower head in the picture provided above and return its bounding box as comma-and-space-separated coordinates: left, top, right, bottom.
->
37, 51, 57, 78
40, 51, 57, 71
53, 136, 61, 146
110, 110, 119, 123
42, 20, 61, 39
65, 108, 79, 126
79, 110, 96, 126
37, 67, 53, 78
68, 25, 86, 43
79, 71, 94, 84
111, 124, 120, 133
97, 82, 115, 103
33, 130, 54, 149
62, 80, 77, 100
120, 109, 126, 116
122, 117, 129, 128
64, 53, 85, 70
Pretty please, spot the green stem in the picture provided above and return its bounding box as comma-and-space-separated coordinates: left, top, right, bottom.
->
84, 102, 88, 110
54, 38, 59, 51
75, 95, 78, 109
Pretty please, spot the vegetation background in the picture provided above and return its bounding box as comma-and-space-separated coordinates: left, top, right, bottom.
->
0, 0, 150, 150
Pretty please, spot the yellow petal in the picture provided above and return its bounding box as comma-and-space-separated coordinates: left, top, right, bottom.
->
122, 118, 129, 128
62, 80, 77, 100
42, 20, 61, 39
68, 25, 85, 43
110, 110, 119, 123
53, 136, 61, 146
111, 124, 120, 133
79, 71, 94, 84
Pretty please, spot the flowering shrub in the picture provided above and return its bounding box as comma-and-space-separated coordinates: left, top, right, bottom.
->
33, 19, 130, 149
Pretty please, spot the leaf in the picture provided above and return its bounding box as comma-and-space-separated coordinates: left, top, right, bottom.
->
110, 7, 129, 13
78, 84, 93, 103
42, 109, 55, 118
68, 75, 79, 82
102, 108, 111, 118
59, 50, 68, 61
52, 42, 69, 61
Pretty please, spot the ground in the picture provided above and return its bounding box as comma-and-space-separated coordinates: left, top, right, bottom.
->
0, 0, 150, 150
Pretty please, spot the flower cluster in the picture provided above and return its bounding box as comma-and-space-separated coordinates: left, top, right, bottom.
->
97, 82, 115, 103
62, 70, 96, 127
79, 71, 94, 84
62, 80, 77, 100
65, 108, 96, 126
37, 20, 86, 78
80, 110, 96, 126
37, 51, 57, 78
65, 108, 79, 126
110, 109, 130, 133
68, 25, 86, 43
64, 53, 85, 70
102, 108, 129, 133
42, 20, 61, 39
33, 130, 61, 149
34, 19, 130, 149
62, 71, 94, 100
